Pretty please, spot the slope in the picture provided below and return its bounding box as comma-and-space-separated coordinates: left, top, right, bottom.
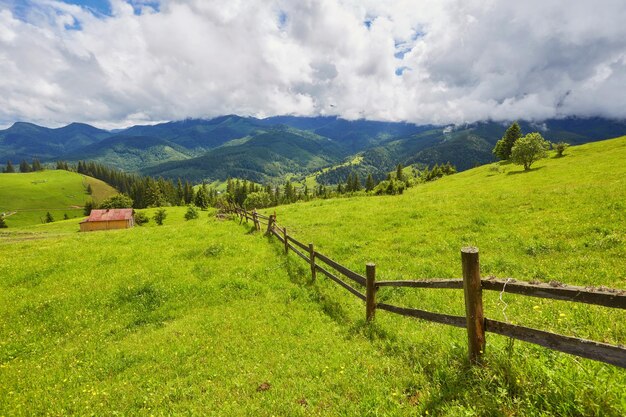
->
0, 170, 116, 227
257, 136, 626, 415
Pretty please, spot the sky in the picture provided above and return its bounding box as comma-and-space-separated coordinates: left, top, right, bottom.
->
1, 0, 625, 129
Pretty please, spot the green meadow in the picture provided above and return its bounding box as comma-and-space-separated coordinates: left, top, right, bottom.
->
0, 170, 116, 227
0, 137, 625, 416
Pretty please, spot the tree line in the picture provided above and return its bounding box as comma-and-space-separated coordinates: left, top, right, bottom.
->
1, 159, 44, 173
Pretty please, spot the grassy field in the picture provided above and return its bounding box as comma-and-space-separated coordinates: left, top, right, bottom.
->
1, 138, 625, 416
0, 209, 436, 416
257, 137, 626, 415
0, 170, 116, 227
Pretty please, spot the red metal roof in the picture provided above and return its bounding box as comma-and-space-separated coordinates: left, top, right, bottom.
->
84, 208, 133, 222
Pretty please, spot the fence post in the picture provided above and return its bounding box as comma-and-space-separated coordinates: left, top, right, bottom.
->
283, 227, 289, 254
309, 243, 316, 281
366, 263, 376, 322
244, 209, 249, 224
461, 246, 485, 364
252, 209, 260, 231
265, 214, 275, 236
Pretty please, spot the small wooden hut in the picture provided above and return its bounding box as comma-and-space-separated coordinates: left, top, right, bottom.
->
80, 208, 134, 232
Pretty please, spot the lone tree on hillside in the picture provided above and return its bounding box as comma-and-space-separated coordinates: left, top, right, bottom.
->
44, 212, 54, 223
511, 132, 550, 171
493, 121, 522, 160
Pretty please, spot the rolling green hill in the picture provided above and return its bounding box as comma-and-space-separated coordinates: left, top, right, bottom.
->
0, 137, 624, 415
0, 170, 117, 227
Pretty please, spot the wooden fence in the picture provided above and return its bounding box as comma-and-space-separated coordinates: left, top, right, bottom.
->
226, 207, 626, 368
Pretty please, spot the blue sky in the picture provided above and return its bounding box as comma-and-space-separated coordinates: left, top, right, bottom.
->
63, 0, 111, 14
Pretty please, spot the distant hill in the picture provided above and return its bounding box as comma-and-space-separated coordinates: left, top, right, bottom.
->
0, 122, 111, 161
61, 135, 192, 171
1, 116, 626, 184
142, 127, 348, 183
0, 170, 117, 227
117, 115, 267, 154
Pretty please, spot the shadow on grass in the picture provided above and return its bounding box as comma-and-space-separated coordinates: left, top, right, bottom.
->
506, 166, 545, 175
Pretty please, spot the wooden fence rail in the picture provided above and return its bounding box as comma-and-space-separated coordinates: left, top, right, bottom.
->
225, 207, 626, 369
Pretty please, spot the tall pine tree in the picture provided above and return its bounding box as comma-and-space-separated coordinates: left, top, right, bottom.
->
493, 121, 522, 160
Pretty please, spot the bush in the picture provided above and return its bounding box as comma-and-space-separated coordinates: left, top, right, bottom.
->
134, 211, 149, 226
184, 206, 199, 220
553, 141, 570, 157
0, 215, 7, 228
99, 194, 133, 209
243, 191, 272, 210
153, 209, 167, 226
373, 179, 405, 195
511, 132, 550, 170
45, 212, 54, 223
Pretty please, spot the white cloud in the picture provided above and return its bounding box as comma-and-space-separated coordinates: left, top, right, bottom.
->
0, 0, 625, 128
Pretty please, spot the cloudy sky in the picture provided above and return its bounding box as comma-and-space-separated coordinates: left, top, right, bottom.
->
1, 0, 625, 129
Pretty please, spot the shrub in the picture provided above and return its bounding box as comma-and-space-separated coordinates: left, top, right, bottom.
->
134, 211, 149, 226
153, 209, 167, 226
99, 194, 133, 209
0, 215, 7, 228
184, 206, 199, 220
243, 191, 272, 210
553, 141, 570, 157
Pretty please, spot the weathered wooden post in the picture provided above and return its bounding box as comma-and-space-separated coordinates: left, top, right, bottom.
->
283, 227, 289, 254
252, 209, 260, 231
461, 246, 485, 364
366, 263, 376, 322
244, 208, 249, 224
308, 243, 316, 281
265, 214, 275, 236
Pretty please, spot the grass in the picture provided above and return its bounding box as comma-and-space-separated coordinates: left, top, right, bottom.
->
257, 137, 626, 415
1, 138, 625, 416
1, 208, 434, 416
0, 170, 116, 227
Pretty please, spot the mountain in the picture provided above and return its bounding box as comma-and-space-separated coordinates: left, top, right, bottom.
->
0, 122, 111, 161
142, 127, 348, 183
2, 116, 626, 184
260, 116, 430, 152
61, 135, 192, 171
117, 115, 267, 154
313, 118, 626, 184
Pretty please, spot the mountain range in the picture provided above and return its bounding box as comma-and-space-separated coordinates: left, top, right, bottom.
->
1, 115, 626, 184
